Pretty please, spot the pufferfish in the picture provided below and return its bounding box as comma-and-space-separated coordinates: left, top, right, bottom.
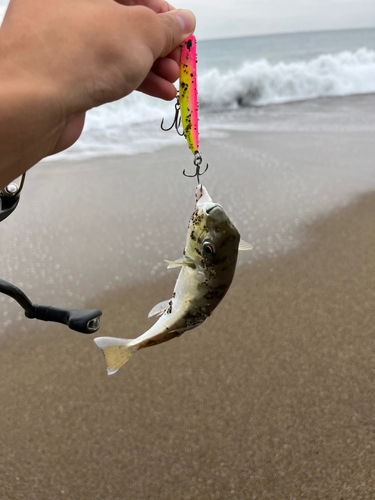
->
94, 185, 252, 374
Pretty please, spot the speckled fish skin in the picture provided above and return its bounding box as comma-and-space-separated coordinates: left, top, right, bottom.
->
180, 35, 199, 155
146, 184, 241, 345
94, 185, 241, 374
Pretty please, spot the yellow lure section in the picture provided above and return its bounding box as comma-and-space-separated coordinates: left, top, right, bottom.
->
180, 35, 199, 155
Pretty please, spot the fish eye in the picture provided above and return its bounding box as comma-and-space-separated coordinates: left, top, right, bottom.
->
203, 243, 214, 255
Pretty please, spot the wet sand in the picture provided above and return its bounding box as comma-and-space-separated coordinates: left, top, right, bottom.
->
1, 95, 375, 499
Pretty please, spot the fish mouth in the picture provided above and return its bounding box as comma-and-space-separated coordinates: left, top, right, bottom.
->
206, 203, 220, 214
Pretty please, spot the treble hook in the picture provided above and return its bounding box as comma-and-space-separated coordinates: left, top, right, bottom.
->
183, 152, 209, 184
160, 93, 184, 136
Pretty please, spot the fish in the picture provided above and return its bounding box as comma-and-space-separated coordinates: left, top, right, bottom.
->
94, 185, 252, 375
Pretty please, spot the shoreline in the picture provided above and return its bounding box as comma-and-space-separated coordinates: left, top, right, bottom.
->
1, 95, 375, 498
1, 192, 375, 498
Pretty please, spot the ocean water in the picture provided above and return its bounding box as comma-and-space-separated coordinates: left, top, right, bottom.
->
51, 27, 375, 161
0, 5, 372, 162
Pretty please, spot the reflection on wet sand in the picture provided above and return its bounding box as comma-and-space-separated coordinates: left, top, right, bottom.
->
1, 191, 375, 499
0, 95, 374, 498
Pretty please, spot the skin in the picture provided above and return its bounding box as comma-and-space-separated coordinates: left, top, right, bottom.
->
0, 0, 196, 189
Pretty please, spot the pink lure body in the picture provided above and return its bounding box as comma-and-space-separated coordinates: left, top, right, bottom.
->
180, 35, 199, 155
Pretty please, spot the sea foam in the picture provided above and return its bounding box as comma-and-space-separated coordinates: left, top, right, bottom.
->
81, 48, 375, 138
1, 12, 371, 161
56, 47, 374, 160
199, 48, 375, 108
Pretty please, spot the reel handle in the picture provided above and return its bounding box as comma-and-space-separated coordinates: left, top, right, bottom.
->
29, 306, 102, 334
0, 278, 102, 334
1, 176, 102, 334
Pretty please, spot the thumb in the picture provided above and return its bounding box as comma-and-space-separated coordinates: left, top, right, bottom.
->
156, 9, 196, 58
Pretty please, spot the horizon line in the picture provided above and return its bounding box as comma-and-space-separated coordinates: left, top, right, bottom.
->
198, 25, 375, 42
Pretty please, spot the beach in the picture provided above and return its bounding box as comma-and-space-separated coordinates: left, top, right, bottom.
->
0, 93, 375, 499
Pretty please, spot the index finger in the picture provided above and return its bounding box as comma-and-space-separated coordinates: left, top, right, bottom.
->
114, 0, 176, 14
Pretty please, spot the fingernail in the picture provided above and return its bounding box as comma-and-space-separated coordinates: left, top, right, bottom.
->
174, 9, 196, 35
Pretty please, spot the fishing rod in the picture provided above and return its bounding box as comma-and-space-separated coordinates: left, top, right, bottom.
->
0, 175, 102, 334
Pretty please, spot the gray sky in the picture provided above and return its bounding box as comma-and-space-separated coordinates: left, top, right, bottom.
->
0, 0, 374, 39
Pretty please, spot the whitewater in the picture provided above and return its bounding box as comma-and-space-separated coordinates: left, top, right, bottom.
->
199, 48, 375, 108
58, 38, 375, 161
0, 6, 373, 161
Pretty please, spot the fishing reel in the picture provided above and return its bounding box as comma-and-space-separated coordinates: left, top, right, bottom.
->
0, 175, 102, 334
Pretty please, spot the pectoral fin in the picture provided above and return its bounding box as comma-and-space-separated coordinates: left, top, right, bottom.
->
165, 256, 196, 269
239, 239, 253, 251
148, 299, 171, 318
165, 259, 184, 269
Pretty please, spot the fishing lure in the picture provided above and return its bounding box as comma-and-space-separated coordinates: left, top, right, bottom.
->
161, 35, 208, 183
179, 35, 199, 156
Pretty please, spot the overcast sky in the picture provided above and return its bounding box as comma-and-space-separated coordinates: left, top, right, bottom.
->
0, 0, 374, 39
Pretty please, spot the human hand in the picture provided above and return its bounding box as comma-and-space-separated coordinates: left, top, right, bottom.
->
110, 0, 179, 101
0, 0, 195, 172
108, 0, 184, 101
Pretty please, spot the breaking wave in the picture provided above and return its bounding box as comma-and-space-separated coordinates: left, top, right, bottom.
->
199, 48, 375, 108
52, 46, 375, 160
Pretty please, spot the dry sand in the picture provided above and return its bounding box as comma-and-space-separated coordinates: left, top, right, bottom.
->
0, 96, 375, 499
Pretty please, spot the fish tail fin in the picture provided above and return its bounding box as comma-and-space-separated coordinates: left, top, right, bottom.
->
94, 337, 139, 375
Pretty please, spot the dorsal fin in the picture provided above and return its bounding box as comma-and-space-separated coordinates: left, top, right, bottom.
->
239, 239, 253, 251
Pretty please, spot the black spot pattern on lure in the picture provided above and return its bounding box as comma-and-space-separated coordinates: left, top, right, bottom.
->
187, 39, 193, 50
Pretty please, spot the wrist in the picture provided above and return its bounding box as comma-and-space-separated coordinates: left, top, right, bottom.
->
0, 56, 65, 187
